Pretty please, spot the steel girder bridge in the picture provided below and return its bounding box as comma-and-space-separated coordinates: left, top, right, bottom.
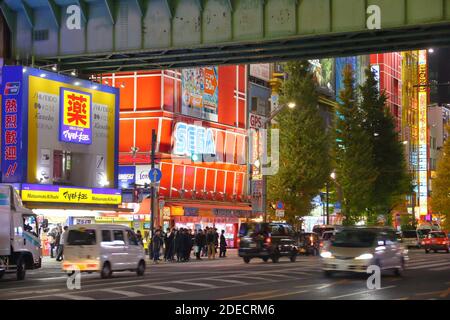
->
1, 0, 450, 73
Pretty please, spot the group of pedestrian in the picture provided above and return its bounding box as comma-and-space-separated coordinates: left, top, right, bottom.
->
150, 226, 228, 264
47, 225, 68, 261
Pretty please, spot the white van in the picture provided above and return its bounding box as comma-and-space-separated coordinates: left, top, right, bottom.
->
62, 224, 146, 279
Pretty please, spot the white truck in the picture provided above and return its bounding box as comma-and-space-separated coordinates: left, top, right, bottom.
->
0, 185, 42, 280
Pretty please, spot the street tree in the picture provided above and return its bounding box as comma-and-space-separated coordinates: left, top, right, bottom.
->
335, 65, 378, 225
431, 124, 450, 230
267, 61, 332, 224
359, 68, 411, 225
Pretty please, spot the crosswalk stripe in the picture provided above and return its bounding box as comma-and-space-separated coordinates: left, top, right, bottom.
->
173, 281, 218, 288
429, 265, 450, 271
52, 294, 94, 300
138, 285, 185, 293
99, 289, 143, 298
212, 278, 248, 285
408, 262, 450, 270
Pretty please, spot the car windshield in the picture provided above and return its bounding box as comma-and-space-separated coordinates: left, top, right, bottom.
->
332, 230, 376, 248
430, 232, 446, 238
67, 229, 96, 245
239, 223, 269, 237
417, 229, 431, 237
322, 232, 333, 240
402, 230, 417, 238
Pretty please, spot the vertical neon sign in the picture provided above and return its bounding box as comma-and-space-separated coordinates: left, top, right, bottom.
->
417, 50, 428, 218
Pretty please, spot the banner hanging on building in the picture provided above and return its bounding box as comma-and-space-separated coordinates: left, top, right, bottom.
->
181, 67, 219, 122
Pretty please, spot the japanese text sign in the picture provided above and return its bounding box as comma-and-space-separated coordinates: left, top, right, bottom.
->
60, 88, 92, 144
1, 65, 25, 182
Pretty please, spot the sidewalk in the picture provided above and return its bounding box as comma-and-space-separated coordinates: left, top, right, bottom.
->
41, 249, 238, 269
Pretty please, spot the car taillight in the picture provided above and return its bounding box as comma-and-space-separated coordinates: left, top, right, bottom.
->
237, 238, 241, 247
320, 242, 324, 247
266, 237, 272, 244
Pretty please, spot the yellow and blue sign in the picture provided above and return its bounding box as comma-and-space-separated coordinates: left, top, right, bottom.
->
21, 184, 122, 205
1, 65, 120, 193
60, 88, 92, 144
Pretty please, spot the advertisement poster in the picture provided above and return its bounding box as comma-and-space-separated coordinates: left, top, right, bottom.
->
181, 67, 218, 122
309, 59, 335, 95
250, 64, 271, 82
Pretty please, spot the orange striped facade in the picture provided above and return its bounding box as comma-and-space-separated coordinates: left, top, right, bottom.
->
102, 66, 249, 201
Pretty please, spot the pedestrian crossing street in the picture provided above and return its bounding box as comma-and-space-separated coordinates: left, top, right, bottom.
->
3, 251, 449, 300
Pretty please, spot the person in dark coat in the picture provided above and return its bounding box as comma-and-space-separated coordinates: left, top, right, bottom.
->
166, 228, 175, 261
219, 230, 227, 257
175, 229, 184, 262
163, 228, 171, 261
152, 230, 163, 263
201, 227, 209, 257
194, 230, 202, 260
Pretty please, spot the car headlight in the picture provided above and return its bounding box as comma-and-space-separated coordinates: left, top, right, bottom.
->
320, 251, 334, 258
354, 253, 373, 260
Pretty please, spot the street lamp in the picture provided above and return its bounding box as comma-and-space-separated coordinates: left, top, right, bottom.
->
326, 171, 337, 225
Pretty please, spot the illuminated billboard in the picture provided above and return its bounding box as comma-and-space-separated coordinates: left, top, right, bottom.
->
60, 88, 92, 144
1, 66, 119, 191
418, 50, 428, 218
181, 67, 219, 122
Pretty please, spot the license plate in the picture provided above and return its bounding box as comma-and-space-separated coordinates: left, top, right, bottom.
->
249, 243, 256, 248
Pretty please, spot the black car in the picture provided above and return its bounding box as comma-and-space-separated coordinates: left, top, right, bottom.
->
238, 222, 298, 263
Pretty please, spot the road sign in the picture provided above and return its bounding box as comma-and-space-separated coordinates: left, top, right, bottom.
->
276, 209, 285, 217
149, 168, 162, 183
276, 201, 284, 210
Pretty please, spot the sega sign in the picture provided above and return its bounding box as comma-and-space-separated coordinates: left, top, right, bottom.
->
173, 122, 216, 156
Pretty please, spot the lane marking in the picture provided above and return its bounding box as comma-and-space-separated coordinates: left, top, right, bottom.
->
99, 289, 143, 298
407, 262, 450, 270
429, 266, 450, 271
329, 285, 396, 300
212, 279, 248, 285
173, 281, 218, 289
257, 290, 309, 300
138, 285, 185, 293
48, 294, 94, 300
220, 290, 280, 300
316, 279, 350, 290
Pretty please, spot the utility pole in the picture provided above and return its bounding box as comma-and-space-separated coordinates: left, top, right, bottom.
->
326, 182, 329, 225
150, 129, 156, 240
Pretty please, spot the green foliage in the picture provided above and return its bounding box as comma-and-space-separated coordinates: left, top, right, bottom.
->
359, 67, 411, 225
267, 61, 332, 223
431, 125, 450, 231
335, 65, 378, 225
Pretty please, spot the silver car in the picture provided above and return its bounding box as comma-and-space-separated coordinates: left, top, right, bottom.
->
321, 227, 408, 277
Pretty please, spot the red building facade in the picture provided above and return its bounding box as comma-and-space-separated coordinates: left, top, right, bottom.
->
370, 53, 403, 132
102, 66, 251, 247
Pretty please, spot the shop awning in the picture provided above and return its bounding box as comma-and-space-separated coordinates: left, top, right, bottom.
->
135, 197, 252, 214
23, 202, 133, 212
164, 199, 252, 211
